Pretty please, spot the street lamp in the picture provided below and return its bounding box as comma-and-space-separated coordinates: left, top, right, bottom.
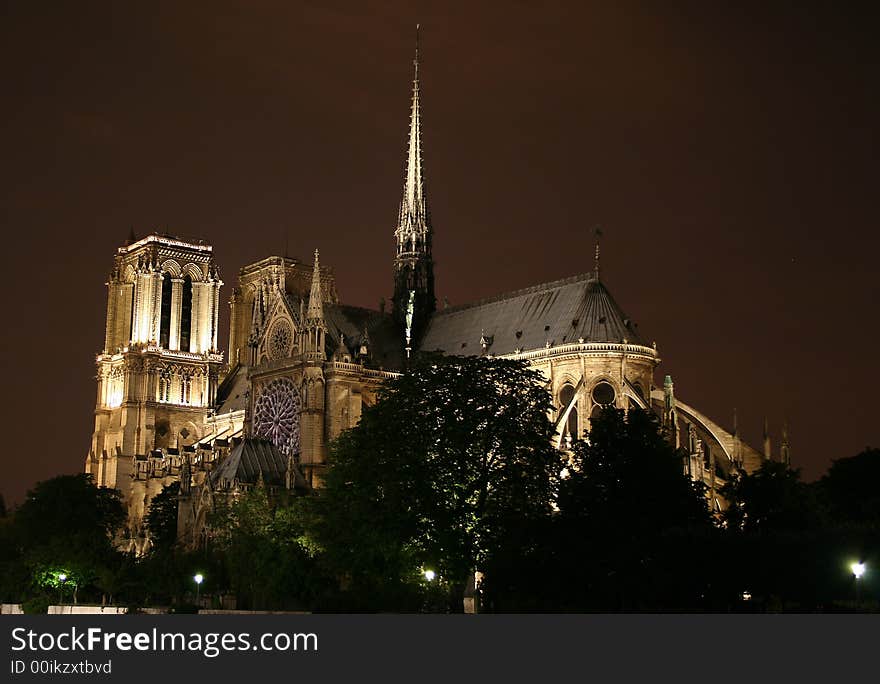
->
424, 569, 436, 582
851, 562, 866, 610
58, 573, 67, 606
194, 573, 204, 607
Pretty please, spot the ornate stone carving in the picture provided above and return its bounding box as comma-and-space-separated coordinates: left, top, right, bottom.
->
268, 318, 293, 360
252, 377, 301, 456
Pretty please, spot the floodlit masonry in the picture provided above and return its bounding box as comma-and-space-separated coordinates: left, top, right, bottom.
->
86, 34, 779, 553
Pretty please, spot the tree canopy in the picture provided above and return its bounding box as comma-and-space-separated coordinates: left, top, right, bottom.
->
311, 354, 564, 610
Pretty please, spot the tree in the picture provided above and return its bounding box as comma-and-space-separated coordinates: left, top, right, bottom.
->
11, 474, 126, 605
145, 482, 180, 551
15, 474, 125, 542
516, 407, 716, 612
311, 355, 564, 611
818, 448, 880, 525
720, 461, 832, 611
211, 487, 325, 610
721, 460, 821, 533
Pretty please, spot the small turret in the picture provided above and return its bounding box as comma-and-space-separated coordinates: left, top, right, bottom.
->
780, 419, 791, 466
304, 249, 327, 361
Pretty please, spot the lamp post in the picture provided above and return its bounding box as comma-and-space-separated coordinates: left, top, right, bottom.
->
58, 573, 67, 606
851, 562, 866, 610
424, 569, 436, 582
194, 573, 204, 608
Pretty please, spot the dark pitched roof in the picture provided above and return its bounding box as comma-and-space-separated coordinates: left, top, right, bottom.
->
210, 438, 309, 490
215, 363, 248, 414
420, 272, 645, 356
324, 304, 406, 371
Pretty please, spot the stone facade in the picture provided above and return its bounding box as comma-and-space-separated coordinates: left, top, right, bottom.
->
85, 38, 781, 550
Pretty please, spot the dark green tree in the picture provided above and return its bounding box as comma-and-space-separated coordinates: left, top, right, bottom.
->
10, 474, 126, 606
211, 487, 325, 610
506, 407, 716, 612
15, 474, 125, 541
721, 460, 822, 533
145, 482, 180, 551
818, 448, 880, 525
720, 461, 834, 611
311, 355, 564, 611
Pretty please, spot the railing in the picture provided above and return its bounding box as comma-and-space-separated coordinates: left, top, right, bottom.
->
501, 341, 659, 362
328, 362, 400, 380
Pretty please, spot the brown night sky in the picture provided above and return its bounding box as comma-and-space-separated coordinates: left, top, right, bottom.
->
2, 1, 878, 506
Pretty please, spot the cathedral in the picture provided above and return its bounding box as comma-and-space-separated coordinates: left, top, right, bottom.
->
85, 38, 780, 552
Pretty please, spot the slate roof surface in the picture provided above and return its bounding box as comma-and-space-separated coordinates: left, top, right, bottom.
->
420, 272, 646, 356
324, 304, 406, 371
215, 363, 248, 414
210, 438, 309, 490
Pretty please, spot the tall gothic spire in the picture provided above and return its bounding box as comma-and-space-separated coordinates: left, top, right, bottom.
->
393, 25, 436, 346
307, 249, 324, 322
398, 24, 429, 234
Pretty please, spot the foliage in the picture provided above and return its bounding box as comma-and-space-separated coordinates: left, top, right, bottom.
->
210, 487, 326, 610
311, 354, 564, 610
484, 408, 716, 611
560, 408, 711, 532
720, 460, 822, 533
15, 474, 125, 543
3, 474, 127, 606
818, 448, 880, 525
145, 482, 180, 551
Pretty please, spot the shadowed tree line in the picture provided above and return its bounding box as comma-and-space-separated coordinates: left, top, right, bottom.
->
1, 356, 877, 612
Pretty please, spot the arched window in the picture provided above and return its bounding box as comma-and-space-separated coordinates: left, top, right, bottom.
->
159, 273, 172, 348
180, 275, 193, 352
559, 384, 578, 441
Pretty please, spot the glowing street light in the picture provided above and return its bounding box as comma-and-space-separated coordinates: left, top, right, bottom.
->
194, 573, 204, 607
58, 573, 67, 606
424, 569, 436, 582
851, 562, 866, 610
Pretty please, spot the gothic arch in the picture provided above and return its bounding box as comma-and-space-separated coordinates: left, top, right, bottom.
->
160, 259, 182, 277
183, 263, 204, 282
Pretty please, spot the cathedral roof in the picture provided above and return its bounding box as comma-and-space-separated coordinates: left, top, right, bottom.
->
210, 438, 309, 490
420, 272, 646, 356
215, 363, 248, 415
324, 304, 406, 371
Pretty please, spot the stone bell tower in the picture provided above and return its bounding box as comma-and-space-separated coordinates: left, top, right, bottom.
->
86, 233, 223, 512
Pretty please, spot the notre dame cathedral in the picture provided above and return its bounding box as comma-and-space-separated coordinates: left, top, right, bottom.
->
86, 39, 782, 552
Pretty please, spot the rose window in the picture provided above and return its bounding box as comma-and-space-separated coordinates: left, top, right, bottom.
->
252, 377, 301, 455
268, 319, 293, 360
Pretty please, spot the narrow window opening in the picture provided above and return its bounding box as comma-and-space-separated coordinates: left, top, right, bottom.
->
180, 275, 193, 352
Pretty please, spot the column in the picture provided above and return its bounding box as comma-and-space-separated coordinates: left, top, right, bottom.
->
119, 283, 134, 347
190, 282, 203, 354
211, 279, 221, 352
149, 270, 162, 343
131, 272, 142, 343
228, 291, 239, 364
104, 281, 118, 353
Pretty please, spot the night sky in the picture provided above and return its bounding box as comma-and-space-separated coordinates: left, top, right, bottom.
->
2, 2, 878, 506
